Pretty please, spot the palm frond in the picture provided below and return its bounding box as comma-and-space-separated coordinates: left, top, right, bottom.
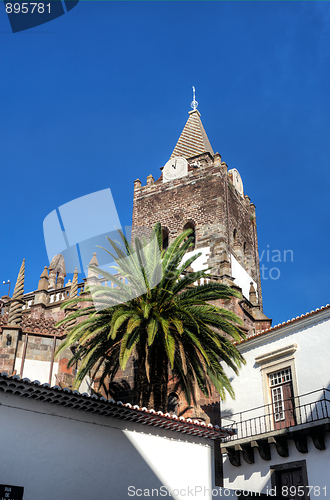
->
56, 223, 246, 412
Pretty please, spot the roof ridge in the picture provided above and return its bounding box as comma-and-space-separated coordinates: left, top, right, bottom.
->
236, 303, 330, 345
0, 373, 235, 440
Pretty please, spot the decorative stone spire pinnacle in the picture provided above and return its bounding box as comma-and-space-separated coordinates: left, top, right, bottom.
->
87, 252, 99, 280
69, 268, 79, 299
38, 266, 49, 291
7, 258, 25, 326
49, 254, 66, 274
48, 254, 66, 289
65, 268, 79, 331
249, 282, 258, 306
89, 252, 99, 267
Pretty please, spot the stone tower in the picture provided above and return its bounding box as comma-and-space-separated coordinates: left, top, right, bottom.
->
132, 105, 271, 333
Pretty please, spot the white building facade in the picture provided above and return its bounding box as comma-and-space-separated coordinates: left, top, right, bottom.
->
220, 305, 330, 500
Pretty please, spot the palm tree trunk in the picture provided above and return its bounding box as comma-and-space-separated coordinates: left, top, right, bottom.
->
150, 350, 168, 412
136, 339, 151, 408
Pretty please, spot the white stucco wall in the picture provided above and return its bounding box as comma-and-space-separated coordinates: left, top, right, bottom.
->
0, 391, 215, 500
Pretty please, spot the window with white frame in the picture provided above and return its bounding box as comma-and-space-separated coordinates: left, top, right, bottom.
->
271, 386, 285, 422
255, 345, 298, 430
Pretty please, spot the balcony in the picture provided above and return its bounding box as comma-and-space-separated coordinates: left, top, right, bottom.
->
221, 388, 330, 466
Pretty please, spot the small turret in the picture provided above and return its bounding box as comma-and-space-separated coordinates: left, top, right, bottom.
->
249, 282, 258, 307
38, 266, 49, 291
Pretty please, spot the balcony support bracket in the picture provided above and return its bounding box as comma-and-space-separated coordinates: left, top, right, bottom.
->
255, 439, 271, 461
223, 446, 241, 467
292, 431, 308, 454
310, 428, 326, 451
268, 436, 289, 457
241, 443, 255, 464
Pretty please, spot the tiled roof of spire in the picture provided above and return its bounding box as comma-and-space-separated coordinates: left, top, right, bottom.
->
170, 109, 214, 160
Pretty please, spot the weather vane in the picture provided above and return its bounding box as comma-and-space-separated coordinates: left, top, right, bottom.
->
2, 279, 10, 296
191, 86, 198, 111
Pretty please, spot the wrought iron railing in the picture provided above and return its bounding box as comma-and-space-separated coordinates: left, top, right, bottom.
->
222, 388, 330, 441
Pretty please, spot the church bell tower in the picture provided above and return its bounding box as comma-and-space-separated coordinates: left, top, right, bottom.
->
132, 93, 271, 335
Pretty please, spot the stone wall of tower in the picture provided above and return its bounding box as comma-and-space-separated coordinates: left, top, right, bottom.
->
131, 148, 270, 422
132, 151, 263, 309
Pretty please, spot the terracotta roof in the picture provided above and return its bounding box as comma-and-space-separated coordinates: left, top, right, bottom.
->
0, 373, 235, 440
237, 304, 330, 345
170, 110, 214, 160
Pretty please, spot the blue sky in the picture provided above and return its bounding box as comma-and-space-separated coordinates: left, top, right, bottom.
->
1, 1, 330, 326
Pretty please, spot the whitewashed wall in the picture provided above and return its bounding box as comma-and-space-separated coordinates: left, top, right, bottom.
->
0, 391, 215, 500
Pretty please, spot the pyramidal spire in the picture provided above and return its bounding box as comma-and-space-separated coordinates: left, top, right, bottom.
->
38, 266, 49, 291
87, 252, 99, 281
8, 258, 25, 326
170, 88, 214, 160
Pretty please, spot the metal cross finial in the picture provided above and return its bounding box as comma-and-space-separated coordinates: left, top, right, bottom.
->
191, 86, 198, 111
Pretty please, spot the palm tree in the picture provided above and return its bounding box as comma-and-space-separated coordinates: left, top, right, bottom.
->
56, 223, 246, 412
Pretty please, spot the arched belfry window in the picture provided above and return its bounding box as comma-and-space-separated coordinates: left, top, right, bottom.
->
162, 228, 169, 250
167, 392, 179, 415
183, 221, 196, 250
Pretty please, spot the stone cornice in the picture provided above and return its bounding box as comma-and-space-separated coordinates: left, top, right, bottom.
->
0, 313, 66, 337
255, 344, 297, 365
